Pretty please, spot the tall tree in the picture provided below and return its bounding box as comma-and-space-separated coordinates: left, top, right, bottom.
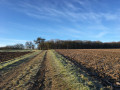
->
34, 37, 45, 50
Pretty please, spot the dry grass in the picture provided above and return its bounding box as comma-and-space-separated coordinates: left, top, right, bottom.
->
50, 50, 104, 90
55, 49, 120, 86
0, 51, 45, 90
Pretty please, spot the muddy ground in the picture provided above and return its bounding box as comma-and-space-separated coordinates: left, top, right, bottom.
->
0, 50, 110, 90
0, 51, 32, 63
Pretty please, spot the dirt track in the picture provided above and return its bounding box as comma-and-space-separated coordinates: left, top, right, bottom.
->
0, 51, 46, 89
0, 50, 107, 90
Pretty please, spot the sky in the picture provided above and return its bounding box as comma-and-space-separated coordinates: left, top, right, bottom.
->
0, 0, 120, 47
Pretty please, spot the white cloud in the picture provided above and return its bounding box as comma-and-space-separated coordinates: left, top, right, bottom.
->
95, 32, 108, 38
9, 0, 119, 25
2, 0, 120, 41
3, 0, 120, 24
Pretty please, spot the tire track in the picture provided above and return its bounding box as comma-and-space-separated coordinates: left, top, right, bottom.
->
30, 51, 47, 90
0, 51, 46, 90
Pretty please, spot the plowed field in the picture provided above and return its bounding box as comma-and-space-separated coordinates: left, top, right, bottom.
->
0, 50, 113, 90
55, 49, 120, 88
0, 52, 32, 63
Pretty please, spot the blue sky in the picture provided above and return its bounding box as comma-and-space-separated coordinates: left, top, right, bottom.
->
0, 0, 120, 47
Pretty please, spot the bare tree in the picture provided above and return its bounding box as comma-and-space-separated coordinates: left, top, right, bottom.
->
25, 41, 34, 49
34, 37, 45, 50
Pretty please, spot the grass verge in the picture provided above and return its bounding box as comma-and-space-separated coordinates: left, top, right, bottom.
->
50, 50, 106, 90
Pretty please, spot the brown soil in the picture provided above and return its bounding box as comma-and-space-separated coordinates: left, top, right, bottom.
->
0, 50, 70, 90
0, 52, 32, 63
30, 51, 47, 90
55, 49, 120, 87
30, 50, 71, 90
0, 50, 109, 90
0, 51, 45, 90
43, 51, 71, 90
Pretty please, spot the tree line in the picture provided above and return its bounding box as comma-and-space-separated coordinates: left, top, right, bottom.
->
37, 39, 120, 49
0, 44, 24, 50
0, 42, 35, 50
1, 37, 120, 50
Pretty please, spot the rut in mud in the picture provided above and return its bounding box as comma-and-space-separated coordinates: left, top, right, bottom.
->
30, 52, 47, 90
0, 51, 46, 90
0, 50, 108, 90
31, 50, 106, 90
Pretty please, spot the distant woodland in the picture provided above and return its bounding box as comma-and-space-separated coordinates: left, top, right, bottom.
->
1, 37, 120, 50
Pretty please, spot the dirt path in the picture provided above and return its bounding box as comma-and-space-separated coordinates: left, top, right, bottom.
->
0, 50, 107, 90
0, 51, 46, 90
44, 50, 70, 90
30, 51, 47, 90
32, 50, 106, 90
